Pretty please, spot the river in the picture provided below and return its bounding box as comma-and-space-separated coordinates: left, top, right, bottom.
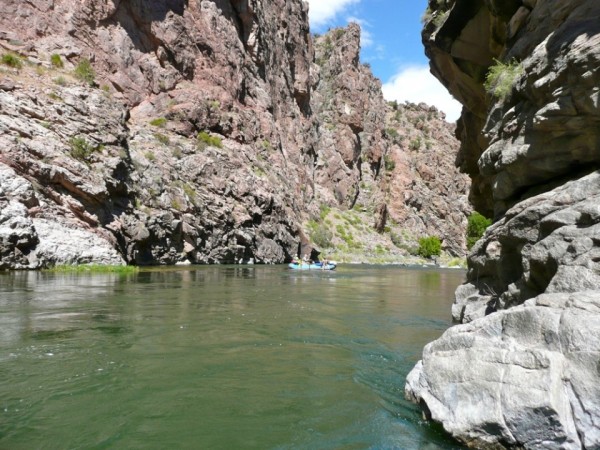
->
0, 265, 466, 449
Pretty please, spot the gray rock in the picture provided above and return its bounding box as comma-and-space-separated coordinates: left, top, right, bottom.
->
407, 292, 600, 449
415, 1, 600, 447
29, 219, 125, 267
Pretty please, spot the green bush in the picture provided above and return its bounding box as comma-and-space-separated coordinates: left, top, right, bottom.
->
417, 236, 442, 259
467, 212, 492, 249
69, 136, 96, 160
310, 223, 333, 249
409, 137, 422, 150
385, 127, 399, 139
484, 58, 523, 99
50, 53, 63, 68
197, 131, 223, 149
1, 53, 22, 69
307, 219, 332, 249
384, 154, 395, 171
74, 58, 95, 86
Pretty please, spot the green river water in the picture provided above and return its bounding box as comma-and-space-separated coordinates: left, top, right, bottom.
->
0, 265, 466, 449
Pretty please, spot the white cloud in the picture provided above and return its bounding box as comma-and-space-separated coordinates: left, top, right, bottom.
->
306, 0, 360, 29
382, 65, 463, 122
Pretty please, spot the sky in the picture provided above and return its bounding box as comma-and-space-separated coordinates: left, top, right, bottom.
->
305, 0, 462, 122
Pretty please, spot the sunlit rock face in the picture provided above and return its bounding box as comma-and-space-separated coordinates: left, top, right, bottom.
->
408, 1, 600, 448
0, 1, 470, 268
0, 0, 316, 266
312, 24, 471, 256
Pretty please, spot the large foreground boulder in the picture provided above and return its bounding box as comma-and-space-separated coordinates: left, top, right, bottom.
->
407, 291, 600, 449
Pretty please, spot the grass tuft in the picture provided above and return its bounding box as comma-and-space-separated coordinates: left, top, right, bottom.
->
50, 53, 64, 68
2, 53, 22, 69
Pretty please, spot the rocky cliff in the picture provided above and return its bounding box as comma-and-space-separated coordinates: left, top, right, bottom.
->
0, 0, 468, 269
1, 0, 317, 268
407, 1, 600, 448
310, 25, 471, 260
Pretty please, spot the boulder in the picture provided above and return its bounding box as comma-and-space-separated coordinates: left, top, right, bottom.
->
407, 291, 600, 449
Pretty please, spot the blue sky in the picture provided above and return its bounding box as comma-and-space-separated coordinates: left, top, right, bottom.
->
306, 0, 462, 122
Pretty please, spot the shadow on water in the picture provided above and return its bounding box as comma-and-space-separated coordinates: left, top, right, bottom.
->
0, 265, 466, 449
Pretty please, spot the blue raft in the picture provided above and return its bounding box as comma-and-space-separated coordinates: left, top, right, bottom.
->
288, 261, 337, 271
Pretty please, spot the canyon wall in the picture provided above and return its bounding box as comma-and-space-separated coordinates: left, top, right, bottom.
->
0, 0, 468, 269
407, 1, 600, 448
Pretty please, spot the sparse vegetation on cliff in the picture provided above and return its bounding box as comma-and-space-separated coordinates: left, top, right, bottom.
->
74, 58, 95, 86
69, 136, 100, 161
1, 52, 22, 69
484, 58, 523, 99
50, 53, 63, 68
149, 117, 167, 128
197, 131, 223, 149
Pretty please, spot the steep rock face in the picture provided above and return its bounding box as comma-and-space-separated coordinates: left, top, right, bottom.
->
408, 1, 600, 447
382, 102, 471, 256
0, 0, 314, 266
312, 24, 387, 209
312, 26, 471, 257
0, 2, 469, 268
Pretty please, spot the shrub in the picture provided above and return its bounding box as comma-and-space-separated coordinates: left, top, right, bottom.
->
383, 154, 395, 171
182, 183, 197, 203
197, 131, 223, 149
417, 236, 442, 258
172, 147, 183, 158
74, 58, 95, 86
409, 137, 422, 150
484, 58, 523, 99
149, 117, 167, 128
261, 140, 272, 151
467, 212, 492, 249
69, 136, 96, 160
310, 223, 333, 249
50, 53, 63, 68
154, 133, 170, 145
1, 53, 22, 69
385, 127, 399, 139
54, 76, 67, 86
333, 28, 345, 39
